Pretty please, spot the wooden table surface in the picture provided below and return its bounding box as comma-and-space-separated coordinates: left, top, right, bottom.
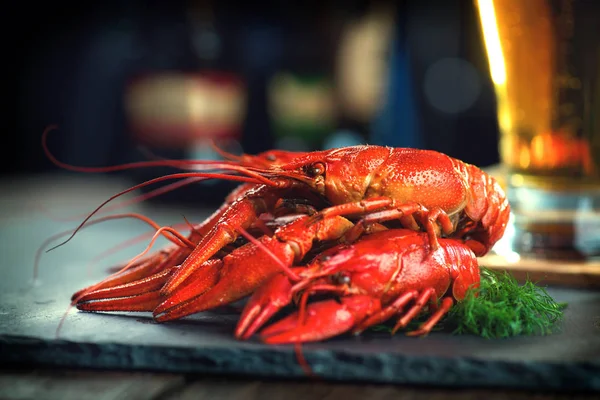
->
1, 368, 597, 400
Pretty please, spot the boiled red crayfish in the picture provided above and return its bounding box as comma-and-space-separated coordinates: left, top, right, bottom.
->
43, 126, 508, 341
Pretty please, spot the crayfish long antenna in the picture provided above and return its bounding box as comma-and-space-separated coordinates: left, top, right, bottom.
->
45, 172, 275, 253
209, 140, 245, 162
43, 125, 249, 173
291, 292, 318, 379
36, 177, 204, 223
34, 213, 191, 281
85, 220, 192, 277
294, 343, 318, 380
135, 145, 166, 162
85, 223, 187, 278
43, 126, 279, 175
297, 291, 311, 325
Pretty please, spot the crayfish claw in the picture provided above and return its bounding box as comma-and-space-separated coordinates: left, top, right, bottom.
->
260, 296, 379, 344
235, 273, 294, 340
76, 291, 163, 312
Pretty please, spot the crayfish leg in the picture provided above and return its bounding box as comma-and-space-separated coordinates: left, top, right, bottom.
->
352, 288, 443, 336
391, 287, 438, 334
406, 297, 454, 337
309, 198, 454, 251
351, 290, 419, 335
338, 219, 389, 245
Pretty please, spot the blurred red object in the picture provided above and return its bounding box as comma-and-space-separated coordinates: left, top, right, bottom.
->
125, 72, 246, 149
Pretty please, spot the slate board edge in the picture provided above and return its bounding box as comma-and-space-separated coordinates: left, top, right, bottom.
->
1, 334, 599, 392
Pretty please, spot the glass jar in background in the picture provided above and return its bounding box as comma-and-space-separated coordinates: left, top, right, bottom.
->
475, 0, 600, 260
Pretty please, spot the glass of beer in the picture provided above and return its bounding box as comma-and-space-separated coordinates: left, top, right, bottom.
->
475, 0, 600, 260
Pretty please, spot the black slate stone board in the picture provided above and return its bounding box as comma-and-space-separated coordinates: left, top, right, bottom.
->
1, 176, 599, 392
2, 248, 600, 391
1, 287, 600, 392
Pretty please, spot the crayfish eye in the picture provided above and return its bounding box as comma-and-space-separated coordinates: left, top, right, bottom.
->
266, 154, 277, 161
331, 272, 350, 285
307, 162, 325, 177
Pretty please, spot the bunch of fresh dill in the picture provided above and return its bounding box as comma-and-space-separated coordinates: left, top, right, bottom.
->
371, 267, 566, 339
446, 267, 566, 338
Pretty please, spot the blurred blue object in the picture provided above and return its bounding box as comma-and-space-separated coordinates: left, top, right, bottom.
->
370, 10, 422, 150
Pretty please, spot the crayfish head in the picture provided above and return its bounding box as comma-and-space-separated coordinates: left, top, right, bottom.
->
279, 146, 393, 204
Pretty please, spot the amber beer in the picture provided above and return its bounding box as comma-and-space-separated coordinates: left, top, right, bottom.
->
475, 0, 600, 259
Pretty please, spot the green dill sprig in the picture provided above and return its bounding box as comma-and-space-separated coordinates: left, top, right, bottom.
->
370, 267, 566, 339
447, 267, 566, 338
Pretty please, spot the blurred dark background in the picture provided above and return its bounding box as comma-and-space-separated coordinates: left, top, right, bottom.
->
7, 0, 500, 205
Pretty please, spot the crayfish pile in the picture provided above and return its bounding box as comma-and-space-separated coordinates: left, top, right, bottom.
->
49, 132, 511, 344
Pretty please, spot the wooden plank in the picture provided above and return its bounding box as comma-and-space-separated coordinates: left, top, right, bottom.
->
0, 369, 184, 400
480, 254, 600, 288
164, 377, 596, 400
1, 370, 598, 400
